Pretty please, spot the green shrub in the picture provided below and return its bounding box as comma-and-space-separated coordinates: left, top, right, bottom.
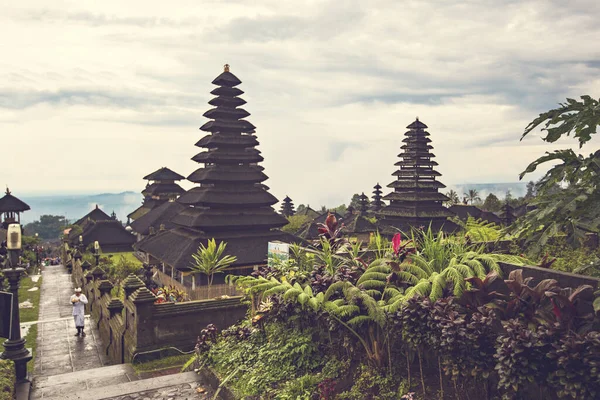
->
0, 360, 15, 400
203, 323, 326, 398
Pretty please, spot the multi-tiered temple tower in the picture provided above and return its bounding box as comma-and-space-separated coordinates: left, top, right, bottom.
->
280, 196, 295, 217
370, 183, 385, 213
379, 119, 456, 233
137, 65, 293, 272
128, 167, 185, 222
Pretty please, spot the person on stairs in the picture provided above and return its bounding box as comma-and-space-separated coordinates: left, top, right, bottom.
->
71, 287, 88, 337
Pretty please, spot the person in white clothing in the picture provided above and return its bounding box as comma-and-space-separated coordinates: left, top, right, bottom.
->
70, 288, 88, 337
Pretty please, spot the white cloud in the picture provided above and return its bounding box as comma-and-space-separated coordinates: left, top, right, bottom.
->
2, 0, 599, 209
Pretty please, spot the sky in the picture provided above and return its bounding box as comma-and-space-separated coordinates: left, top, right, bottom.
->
2, 0, 600, 208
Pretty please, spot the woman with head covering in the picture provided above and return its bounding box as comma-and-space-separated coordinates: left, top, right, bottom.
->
70, 288, 88, 337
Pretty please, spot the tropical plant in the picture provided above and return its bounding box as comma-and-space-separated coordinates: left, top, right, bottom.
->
316, 213, 347, 251
482, 193, 503, 212
546, 331, 600, 399
515, 95, 600, 254
464, 189, 481, 205
282, 214, 312, 234
445, 189, 460, 206
190, 239, 237, 288
368, 231, 391, 259
401, 228, 526, 301
151, 285, 187, 303
495, 320, 556, 399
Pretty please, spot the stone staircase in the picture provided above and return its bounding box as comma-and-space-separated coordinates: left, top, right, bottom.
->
34, 364, 206, 400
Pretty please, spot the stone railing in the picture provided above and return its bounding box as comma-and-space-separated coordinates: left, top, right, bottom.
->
70, 263, 247, 364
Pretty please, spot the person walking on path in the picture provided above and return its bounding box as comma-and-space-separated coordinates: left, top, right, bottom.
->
71, 287, 88, 337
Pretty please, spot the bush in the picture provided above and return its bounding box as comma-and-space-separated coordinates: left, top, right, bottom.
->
0, 360, 15, 400
203, 323, 326, 398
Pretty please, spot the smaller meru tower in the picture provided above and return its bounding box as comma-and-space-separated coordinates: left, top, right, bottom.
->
379, 118, 456, 232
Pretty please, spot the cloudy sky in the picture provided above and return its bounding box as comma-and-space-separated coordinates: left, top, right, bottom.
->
2, 0, 599, 208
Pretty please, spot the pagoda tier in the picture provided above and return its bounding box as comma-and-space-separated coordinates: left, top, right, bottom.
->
136, 65, 294, 270
379, 118, 457, 233
128, 167, 185, 222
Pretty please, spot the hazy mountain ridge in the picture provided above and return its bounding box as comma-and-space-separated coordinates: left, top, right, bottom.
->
20, 191, 142, 224
18, 182, 528, 225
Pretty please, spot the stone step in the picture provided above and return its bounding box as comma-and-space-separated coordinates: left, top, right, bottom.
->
32, 364, 139, 399
42, 371, 201, 400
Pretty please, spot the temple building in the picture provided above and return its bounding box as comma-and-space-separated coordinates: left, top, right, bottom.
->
127, 167, 185, 222
0, 188, 30, 242
379, 119, 458, 233
280, 196, 295, 217
0, 188, 30, 230
136, 65, 297, 283
344, 193, 377, 242
69, 205, 135, 253
128, 167, 186, 239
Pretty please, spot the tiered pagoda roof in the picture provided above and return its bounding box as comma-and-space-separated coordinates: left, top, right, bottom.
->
0, 188, 30, 229
280, 196, 295, 217
370, 183, 385, 212
128, 167, 185, 222
379, 119, 457, 233
73, 205, 112, 226
136, 65, 296, 270
358, 193, 369, 215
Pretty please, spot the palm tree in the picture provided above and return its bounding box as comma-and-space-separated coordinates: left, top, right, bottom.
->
445, 190, 460, 206
464, 189, 481, 205
190, 239, 237, 288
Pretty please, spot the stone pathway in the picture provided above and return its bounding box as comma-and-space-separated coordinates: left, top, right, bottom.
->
29, 264, 211, 400
30, 264, 119, 399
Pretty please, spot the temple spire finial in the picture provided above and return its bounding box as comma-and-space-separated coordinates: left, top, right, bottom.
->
5, 186, 10, 195
224, 64, 230, 72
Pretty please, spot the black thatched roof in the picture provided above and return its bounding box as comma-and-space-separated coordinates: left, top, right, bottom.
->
73, 205, 112, 226
135, 227, 299, 271
448, 205, 483, 220
76, 220, 135, 250
0, 189, 30, 213
380, 118, 455, 232
480, 211, 503, 226
130, 201, 185, 236
143, 167, 185, 182
187, 165, 267, 184
313, 211, 344, 224
345, 215, 377, 233
297, 206, 320, 219
142, 182, 185, 197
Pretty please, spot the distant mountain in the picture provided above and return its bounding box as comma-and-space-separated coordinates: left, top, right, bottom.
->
20, 192, 143, 224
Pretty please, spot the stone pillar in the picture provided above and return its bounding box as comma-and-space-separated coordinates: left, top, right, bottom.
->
0, 268, 33, 382
98, 280, 114, 297
130, 287, 157, 355
107, 298, 124, 318
122, 274, 145, 299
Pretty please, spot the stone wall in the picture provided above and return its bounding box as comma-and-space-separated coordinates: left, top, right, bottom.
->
70, 262, 247, 365
499, 262, 600, 290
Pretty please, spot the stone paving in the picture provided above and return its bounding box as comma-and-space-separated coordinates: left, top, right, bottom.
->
30, 264, 117, 399
103, 381, 213, 400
